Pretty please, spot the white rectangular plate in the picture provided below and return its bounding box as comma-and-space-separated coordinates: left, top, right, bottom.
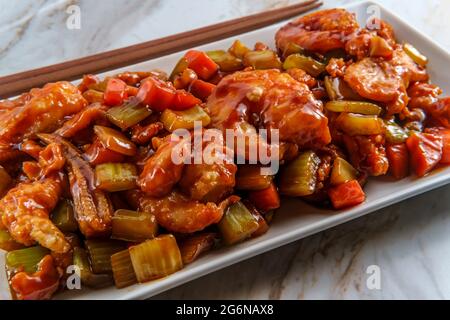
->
7, 0, 450, 300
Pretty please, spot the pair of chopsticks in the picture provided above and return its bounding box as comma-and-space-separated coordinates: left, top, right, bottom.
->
0, 0, 322, 99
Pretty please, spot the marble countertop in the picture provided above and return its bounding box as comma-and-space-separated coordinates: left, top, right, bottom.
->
1, 0, 450, 299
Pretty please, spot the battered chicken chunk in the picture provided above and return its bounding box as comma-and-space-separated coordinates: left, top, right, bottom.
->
0, 82, 87, 144
275, 8, 359, 54
207, 69, 331, 149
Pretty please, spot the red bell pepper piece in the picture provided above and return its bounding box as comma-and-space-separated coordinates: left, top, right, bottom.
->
328, 180, 365, 210
83, 138, 125, 165
184, 50, 219, 80
104, 78, 128, 106
406, 132, 443, 177
189, 79, 216, 100
386, 143, 409, 179
248, 183, 280, 212
171, 90, 202, 111
137, 77, 176, 111
425, 127, 450, 164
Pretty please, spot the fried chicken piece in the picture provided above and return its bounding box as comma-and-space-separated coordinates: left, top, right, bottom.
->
207, 69, 331, 149
139, 191, 239, 233
275, 9, 359, 54
0, 82, 86, 144
55, 103, 108, 138
178, 132, 237, 203
342, 134, 389, 176
0, 177, 70, 253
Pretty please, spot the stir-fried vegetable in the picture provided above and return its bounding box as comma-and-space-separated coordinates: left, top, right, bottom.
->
228, 40, 251, 59
111, 249, 137, 289
6, 246, 49, 273
50, 199, 78, 232
0, 230, 23, 251
248, 182, 280, 212
279, 151, 321, 197
129, 235, 183, 282
179, 233, 216, 264
104, 78, 128, 106
426, 128, 450, 164
384, 119, 409, 144
85, 239, 127, 274
244, 201, 269, 238
189, 79, 216, 101
406, 132, 443, 177
137, 77, 176, 112
184, 50, 219, 80
218, 201, 260, 245
94, 125, 137, 156
169, 57, 189, 81
403, 43, 428, 67
206, 50, 243, 72
330, 157, 358, 186
328, 180, 365, 209
386, 143, 409, 179
0, 165, 12, 196
95, 163, 137, 192
325, 101, 382, 116
281, 42, 305, 59
324, 76, 362, 101
83, 89, 104, 104
335, 113, 384, 136
73, 247, 113, 288
235, 165, 273, 191
106, 98, 152, 130
112, 209, 158, 242
161, 105, 210, 131
243, 50, 282, 70
283, 53, 326, 77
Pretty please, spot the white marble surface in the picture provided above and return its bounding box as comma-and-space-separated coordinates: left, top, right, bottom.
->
1, 0, 450, 300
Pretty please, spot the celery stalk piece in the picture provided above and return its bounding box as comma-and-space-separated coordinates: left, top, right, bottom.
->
84, 239, 127, 274
169, 57, 189, 81
0, 230, 23, 252
112, 209, 158, 242
0, 165, 12, 196
283, 53, 325, 77
385, 120, 409, 144
111, 249, 137, 289
218, 201, 259, 245
330, 157, 359, 186
279, 151, 321, 197
206, 50, 243, 72
129, 235, 183, 283
6, 246, 49, 273
51, 199, 78, 233
324, 76, 362, 101
228, 40, 251, 59
325, 101, 382, 116
235, 165, 273, 191
243, 50, 282, 70
106, 98, 152, 130
335, 113, 384, 136
281, 42, 306, 59
160, 105, 211, 132
95, 163, 137, 192
73, 247, 113, 288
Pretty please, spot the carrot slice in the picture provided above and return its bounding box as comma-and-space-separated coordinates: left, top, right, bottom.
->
328, 180, 365, 210
386, 143, 409, 179
425, 128, 450, 164
189, 79, 216, 100
104, 78, 128, 106
137, 77, 176, 111
184, 50, 219, 80
248, 182, 280, 212
406, 132, 443, 177
171, 90, 202, 111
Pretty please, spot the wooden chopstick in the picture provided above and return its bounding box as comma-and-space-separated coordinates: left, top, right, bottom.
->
0, 0, 322, 99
